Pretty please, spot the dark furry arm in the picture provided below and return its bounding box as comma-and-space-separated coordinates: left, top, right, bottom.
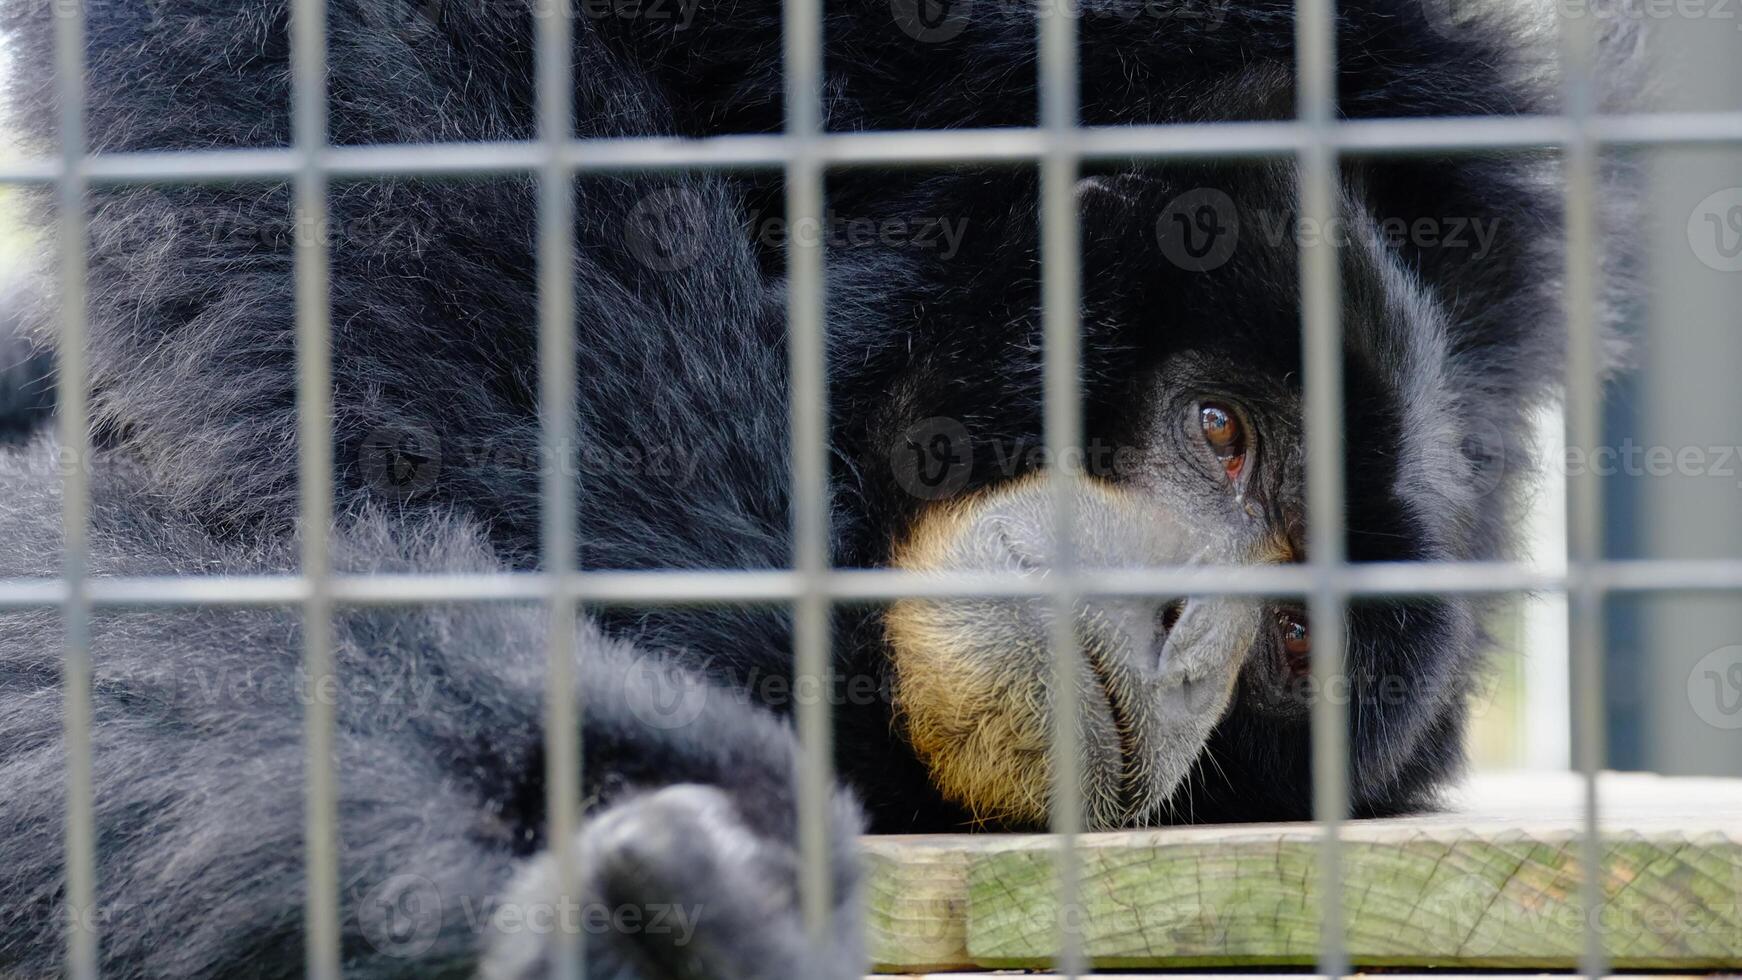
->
0, 443, 862, 979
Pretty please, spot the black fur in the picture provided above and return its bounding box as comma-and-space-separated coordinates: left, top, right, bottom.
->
0, 0, 1638, 975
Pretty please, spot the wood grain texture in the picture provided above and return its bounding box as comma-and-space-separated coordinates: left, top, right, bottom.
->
864, 974, 1721, 979
862, 773, 1742, 972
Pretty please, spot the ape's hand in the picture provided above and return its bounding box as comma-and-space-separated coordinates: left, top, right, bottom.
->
477, 622, 869, 980
481, 784, 863, 980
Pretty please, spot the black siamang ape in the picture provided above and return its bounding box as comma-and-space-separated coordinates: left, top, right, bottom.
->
0, 0, 1637, 975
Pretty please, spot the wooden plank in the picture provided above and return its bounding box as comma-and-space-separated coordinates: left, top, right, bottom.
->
866, 974, 1721, 979
862, 772, 1742, 973
862, 836, 975, 971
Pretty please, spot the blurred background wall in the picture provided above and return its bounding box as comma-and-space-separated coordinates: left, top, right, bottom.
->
1602, 4, 1742, 776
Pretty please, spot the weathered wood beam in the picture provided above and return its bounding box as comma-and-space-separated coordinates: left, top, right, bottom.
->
863, 773, 1742, 973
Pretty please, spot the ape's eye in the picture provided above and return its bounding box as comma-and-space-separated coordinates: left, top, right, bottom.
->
1278, 610, 1310, 678
1198, 402, 1247, 481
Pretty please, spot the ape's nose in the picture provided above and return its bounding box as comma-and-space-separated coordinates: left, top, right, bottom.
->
1078, 593, 1253, 687
1159, 598, 1186, 637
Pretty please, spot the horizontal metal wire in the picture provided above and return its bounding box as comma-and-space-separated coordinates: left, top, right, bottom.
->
3, 559, 1742, 609
2, 112, 1741, 185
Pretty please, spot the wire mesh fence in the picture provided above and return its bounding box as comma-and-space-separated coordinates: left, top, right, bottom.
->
3, 0, 1741, 977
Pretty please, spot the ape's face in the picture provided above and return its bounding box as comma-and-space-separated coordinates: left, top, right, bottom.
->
884, 368, 1312, 830
871, 164, 1494, 829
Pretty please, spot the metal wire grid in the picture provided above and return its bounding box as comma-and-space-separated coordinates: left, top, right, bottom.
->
7, 0, 1733, 976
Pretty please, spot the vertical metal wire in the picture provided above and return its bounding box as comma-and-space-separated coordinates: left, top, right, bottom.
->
1296, 0, 1349, 977
535, 2, 581, 978
289, 0, 339, 975
52, 3, 96, 977
1558, 4, 1607, 977
782, 0, 836, 944
1037, 0, 1084, 976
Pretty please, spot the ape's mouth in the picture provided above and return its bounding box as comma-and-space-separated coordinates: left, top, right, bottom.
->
1082, 641, 1142, 813
1084, 598, 1190, 822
